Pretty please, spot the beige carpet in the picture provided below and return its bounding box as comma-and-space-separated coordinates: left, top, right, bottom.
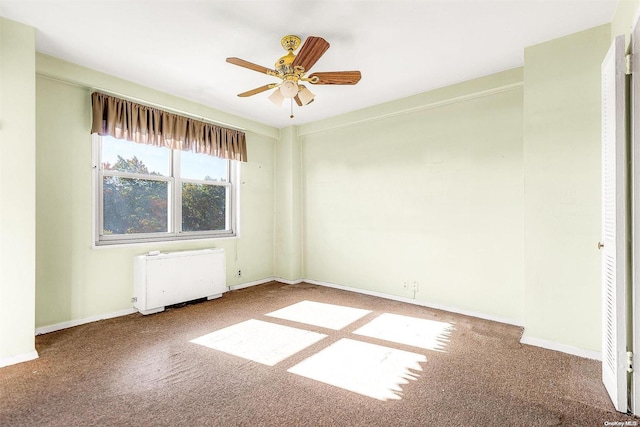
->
0, 281, 637, 426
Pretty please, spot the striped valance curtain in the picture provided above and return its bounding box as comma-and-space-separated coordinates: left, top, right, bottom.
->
90, 92, 247, 162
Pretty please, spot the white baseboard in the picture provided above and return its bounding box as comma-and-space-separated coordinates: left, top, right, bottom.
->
36, 277, 280, 335
304, 279, 525, 327
520, 335, 601, 361
228, 277, 303, 290
35, 308, 137, 336
228, 277, 277, 291
304, 279, 603, 360
274, 277, 304, 285
0, 350, 39, 368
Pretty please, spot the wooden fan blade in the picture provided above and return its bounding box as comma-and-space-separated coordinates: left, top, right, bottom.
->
226, 57, 277, 76
292, 36, 330, 72
308, 71, 362, 85
237, 84, 277, 97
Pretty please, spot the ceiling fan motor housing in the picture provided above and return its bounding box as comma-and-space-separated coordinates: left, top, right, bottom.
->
276, 52, 296, 76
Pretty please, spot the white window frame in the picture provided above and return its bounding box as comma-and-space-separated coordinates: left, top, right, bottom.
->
92, 134, 239, 246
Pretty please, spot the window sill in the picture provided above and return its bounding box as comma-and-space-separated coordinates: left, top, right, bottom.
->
92, 233, 238, 250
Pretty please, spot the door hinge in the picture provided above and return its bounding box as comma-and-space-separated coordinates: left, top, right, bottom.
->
627, 351, 634, 373
626, 54, 633, 75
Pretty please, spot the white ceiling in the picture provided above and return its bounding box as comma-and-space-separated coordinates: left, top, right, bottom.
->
1, 0, 618, 129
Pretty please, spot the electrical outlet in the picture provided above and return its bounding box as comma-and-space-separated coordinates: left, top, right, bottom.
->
237, 269, 242, 277
403, 281, 418, 292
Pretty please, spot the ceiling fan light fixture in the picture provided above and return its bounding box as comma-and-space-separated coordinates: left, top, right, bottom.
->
280, 80, 299, 98
297, 85, 315, 105
268, 88, 284, 106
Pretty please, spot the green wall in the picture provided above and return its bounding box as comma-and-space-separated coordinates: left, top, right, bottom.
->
274, 126, 303, 281
35, 56, 277, 329
612, 0, 640, 47
300, 70, 525, 323
0, 18, 37, 365
522, 24, 611, 352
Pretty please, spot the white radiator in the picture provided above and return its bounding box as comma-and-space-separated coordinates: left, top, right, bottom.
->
133, 248, 226, 315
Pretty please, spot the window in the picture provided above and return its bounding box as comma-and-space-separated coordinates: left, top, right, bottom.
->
94, 135, 238, 245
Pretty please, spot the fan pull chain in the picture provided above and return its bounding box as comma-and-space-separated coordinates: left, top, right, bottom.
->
290, 98, 294, 119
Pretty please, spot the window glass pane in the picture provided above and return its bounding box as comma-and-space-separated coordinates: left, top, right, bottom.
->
103, 176, 169, 234
180, 150, 227, 182
102, 136, 170, 176
182, 183, 226, 231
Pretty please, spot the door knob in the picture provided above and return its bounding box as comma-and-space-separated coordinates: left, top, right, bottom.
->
598, 242, 604, 250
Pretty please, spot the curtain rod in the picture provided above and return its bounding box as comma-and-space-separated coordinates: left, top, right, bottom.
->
37, 73, 246, 132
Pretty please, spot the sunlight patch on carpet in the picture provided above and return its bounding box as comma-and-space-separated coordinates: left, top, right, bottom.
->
353, 313, 453, 352
190, 319, 326, 366
288, 338, 426, 401
266, 300, 372, 330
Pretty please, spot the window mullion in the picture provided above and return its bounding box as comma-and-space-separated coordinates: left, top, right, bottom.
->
181, 178, 231, 187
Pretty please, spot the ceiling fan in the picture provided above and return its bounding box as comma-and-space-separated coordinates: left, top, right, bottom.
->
226, 35, 361, 116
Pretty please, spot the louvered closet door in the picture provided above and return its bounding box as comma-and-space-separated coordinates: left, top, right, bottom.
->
633, 16, 640, 416
601, 34, 627, 413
